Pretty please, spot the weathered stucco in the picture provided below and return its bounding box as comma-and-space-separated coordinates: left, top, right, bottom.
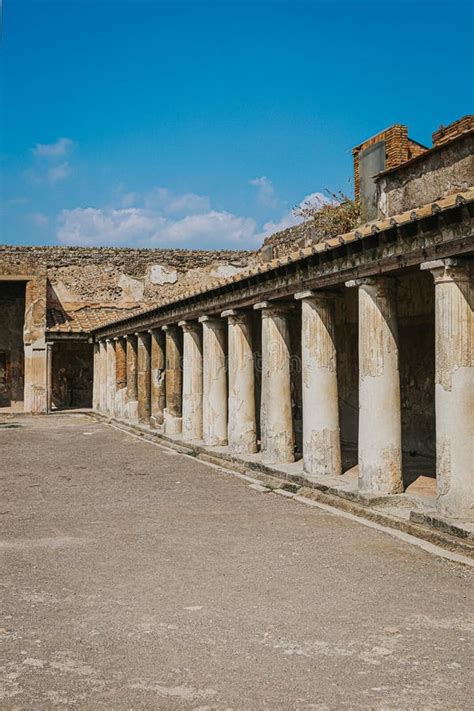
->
376, 132, 474, 218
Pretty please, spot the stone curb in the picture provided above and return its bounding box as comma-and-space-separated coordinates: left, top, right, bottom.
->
87, 412, 474, 559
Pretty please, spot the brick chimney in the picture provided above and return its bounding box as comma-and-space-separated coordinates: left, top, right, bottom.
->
353, 125, 426, 222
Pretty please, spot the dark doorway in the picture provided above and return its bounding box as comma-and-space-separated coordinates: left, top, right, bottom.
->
51, 341, 93, 409
0, 281, 26, 409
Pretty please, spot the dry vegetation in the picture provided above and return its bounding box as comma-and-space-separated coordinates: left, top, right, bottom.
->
294, 190, 361, 241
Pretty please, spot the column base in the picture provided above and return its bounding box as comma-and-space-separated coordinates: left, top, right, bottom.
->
150, 415, 164, 430
204, 434, 228, 447
126, 400, 139, 421
114, 388, 127, 419
164, 410, 182, 435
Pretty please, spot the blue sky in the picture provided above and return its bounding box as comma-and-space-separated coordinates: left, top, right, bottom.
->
1, 0, 473, 249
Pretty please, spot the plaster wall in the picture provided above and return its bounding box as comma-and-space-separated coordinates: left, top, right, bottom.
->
0, 282, 25, 407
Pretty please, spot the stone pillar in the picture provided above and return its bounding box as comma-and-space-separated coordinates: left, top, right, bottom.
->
106, 339, 116, 417
180, 321, 203, 441
114, 337, 127, 418
163, 325, 182, 434
222, 309, 257, 454
149, 328, 166, 428
199, 315, 227, 446
137, 332, 151, 424
295, 290, 341, 478
255, 301, 294, 464
349, 276, 403, 495
92, 342, 100, 411
126, 334, 138, 421
421, 259, 473, 520
98, 340, 107, 413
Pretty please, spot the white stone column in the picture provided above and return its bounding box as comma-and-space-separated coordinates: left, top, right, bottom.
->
125, 334, 138, 421
222, 309, 257, 454
421, 259, 473, 520
180, 321, 203, 441
114, 337, 127, 418
98, 340, 107, 413
295, 290, 341, 477
199, 315, 227, 446
137, 332, 151, 424
106, 339, 116, 417
163, 325, 182, 434
149, 328, 166, 428
255, 301, 294, 464
92, 342, 100, 411
348, 276, 403, 495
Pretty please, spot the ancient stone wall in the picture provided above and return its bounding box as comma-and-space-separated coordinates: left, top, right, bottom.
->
52, 341, 93, 408
0, 282, 25, 406
0, 246, 255, 312
376, 132, 474, 218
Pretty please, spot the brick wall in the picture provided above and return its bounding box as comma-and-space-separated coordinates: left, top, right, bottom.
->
352, 125, 427, 202
432, 115, 474, 146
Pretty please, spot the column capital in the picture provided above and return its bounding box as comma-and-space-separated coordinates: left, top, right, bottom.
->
222, 308, 244, 318
222, 309, 252, 325
253, 300, 294, 314
162, 323, 178, 332
420, 258, 472, 284
135, 331, 150, 342
294, 289, 342, 301
345, 275, 396, 290
198, 314, 224, 325
179, 320, 200, 332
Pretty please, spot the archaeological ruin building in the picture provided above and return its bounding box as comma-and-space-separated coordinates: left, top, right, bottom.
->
1, 115, 473, 526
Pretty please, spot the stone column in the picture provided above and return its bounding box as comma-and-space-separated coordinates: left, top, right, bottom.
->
126, 334, 138, 421
349, 276, 403, 495
222, 309, 257, 454
180, 321, 203, 441
106, 339, 116, 417
255, 301, 294, 464
199, 315, 227, 446
98, 340, 107, 413
163, 325, 182, 434
295, 290, 341, 478
92, 342, 100, 411
421, 259, 473, 520
137, 332, 151, 424
114, 337, 127, 418
149, 328, 166, 428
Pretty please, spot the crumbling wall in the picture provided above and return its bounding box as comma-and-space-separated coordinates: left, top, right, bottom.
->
336, 289, 359, 471
0, 282, 25, 406
0, 246, 255, 313
398, 270, 435, 463
52, 341, 93, 409
376, 132, 474, 218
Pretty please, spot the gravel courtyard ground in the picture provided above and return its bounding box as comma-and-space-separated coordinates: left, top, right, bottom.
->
0, 413, 472, 710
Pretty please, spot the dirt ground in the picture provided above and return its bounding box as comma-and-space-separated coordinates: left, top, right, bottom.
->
1, 414, 472, 710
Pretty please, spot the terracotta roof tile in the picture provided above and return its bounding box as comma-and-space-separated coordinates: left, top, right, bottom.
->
91, 188, 474, 332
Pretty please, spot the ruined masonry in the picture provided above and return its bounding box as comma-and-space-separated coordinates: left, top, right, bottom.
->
1, 115, 473, 524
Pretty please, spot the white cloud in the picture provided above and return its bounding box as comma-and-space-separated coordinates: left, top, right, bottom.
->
47, 161, 71, 184
57, 206, 258, 248
33, 137, 73, 158
249, 176, 278, 208
144, 187, 210, 214
29, 212, 49, 226
55, 186, 332, 249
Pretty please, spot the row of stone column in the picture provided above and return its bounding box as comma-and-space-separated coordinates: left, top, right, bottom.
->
94, 258, 472, 520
